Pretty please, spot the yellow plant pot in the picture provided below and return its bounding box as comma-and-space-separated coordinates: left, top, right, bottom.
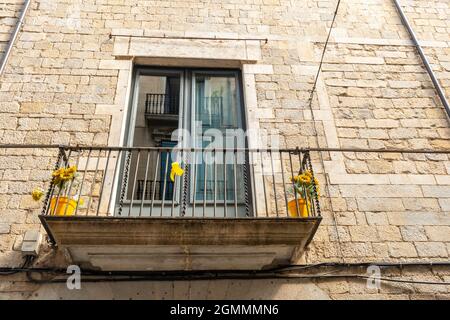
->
49, 196, 77, 216
288, 199, 310, 218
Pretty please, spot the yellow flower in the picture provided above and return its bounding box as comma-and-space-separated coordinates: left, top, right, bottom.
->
66, 166, 77, 174
52, 168, 65, 177
52, 166, 77, 184
52, 168, 64, 179
305, 170, 313, 178
64, 166, 77, 179
298, 174, 311, 184
170, 162, 184, 182
52, 168, 64, 184
60, 170, 74, 181
31, 188, 44, 201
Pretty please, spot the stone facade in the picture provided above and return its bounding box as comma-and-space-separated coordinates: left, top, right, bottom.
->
0, 0, 449, 299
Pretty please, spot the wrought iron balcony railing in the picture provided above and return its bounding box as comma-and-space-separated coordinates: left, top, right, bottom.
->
145, 93, 179, 115
41, 146, 321, 219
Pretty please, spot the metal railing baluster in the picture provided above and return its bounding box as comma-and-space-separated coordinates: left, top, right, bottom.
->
307, 152, 321, 217
279, 151, 289, 218
298, 150, 311, 218
74, 148, 91, 217
259, 151, 269, 217
223, 151, 227, 218
140, 150, 151, 217
181, 151, 190, 217
250, 151, 258, 217
87, 149, 101, 215
288, 152, 300, 218
243, 152, 250, 217
233, 150, 238, 218
213, 149, 217, 218
171, 149, 180, 217
150, 151, 160, 217
50, 148, 68, 216
63, 150, 80, 216
118, 150, 131, 217
269, 150, 279, 217
203, 150, 207, 218
129, 150, 141, 216
192, 150, 197, 217
161, 151, 169, 217
107, 150, 121, 215
97, 148, 111, 216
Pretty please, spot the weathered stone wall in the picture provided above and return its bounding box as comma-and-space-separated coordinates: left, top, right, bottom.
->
0, 0, 24, 54
0, 0, 449, 299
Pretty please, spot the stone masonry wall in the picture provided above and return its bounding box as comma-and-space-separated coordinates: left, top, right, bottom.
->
0, 0, 24, 54
0, 0, 449, 299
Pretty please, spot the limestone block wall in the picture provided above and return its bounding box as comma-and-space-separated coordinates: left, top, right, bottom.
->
0, 0, 24, 54
0, 0, 449, 299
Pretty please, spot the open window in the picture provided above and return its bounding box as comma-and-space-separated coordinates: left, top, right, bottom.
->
117, 68, 249, 217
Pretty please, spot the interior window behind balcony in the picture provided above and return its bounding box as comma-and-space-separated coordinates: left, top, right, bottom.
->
126, 71, 181, 203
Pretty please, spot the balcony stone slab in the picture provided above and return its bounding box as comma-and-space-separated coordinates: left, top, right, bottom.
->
39, 216, 321, 271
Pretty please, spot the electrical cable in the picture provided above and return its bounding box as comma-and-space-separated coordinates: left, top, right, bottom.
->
3, 261, 450, 286
306, 0, 342, 110
22, 272, 450, 286
5, 261, 449, 275
0, 255, 33, 275
3, 261, 450, 275
268, 261, 450, 272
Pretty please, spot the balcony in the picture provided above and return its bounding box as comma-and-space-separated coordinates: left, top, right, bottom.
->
39, 146, 322, 271
145, 93, 179, 122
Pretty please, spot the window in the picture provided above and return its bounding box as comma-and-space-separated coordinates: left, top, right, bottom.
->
119, 67, 248, 217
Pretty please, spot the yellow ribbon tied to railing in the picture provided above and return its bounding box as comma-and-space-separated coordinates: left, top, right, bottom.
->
170, 162, 184, 182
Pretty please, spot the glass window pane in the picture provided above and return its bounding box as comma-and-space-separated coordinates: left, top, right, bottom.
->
195, 75, 240, 131
127, 73, 180, 201
193, 74, 244, 202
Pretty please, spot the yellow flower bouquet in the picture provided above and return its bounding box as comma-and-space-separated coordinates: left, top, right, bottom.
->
32, 166, 81, 216
287, 170, 320, 218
